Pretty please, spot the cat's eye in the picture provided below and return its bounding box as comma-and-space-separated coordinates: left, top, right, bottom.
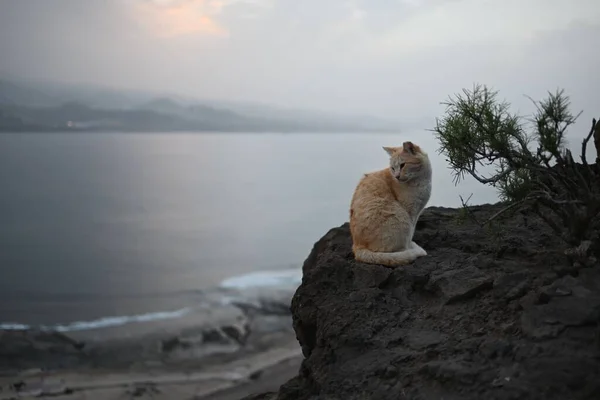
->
400, 163, 406, 169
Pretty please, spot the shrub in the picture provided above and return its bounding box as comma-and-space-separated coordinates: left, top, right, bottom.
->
432, 83, 600, 264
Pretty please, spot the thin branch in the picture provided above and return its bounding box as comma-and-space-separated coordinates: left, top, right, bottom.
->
580, 118, 595, 165
594, 118, 600, 164
568, 153, 592, 194
469, 165, 514, 184
529, 163, 588, 197
482, 198, 530, 225
482, 188, 583, 228
529, 190, 585, 205
459, 193, 482, 226
532, 206, 569, 244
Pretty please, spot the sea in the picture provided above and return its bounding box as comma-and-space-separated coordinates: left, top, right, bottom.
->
0, 131, 498, 332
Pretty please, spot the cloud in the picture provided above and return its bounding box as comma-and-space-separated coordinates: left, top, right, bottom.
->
321, 0, 600, 62
1, 0, 598, 120
131, 0, 240, 37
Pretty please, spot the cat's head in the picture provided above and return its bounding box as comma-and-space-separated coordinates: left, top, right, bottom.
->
383, 141, 431, 183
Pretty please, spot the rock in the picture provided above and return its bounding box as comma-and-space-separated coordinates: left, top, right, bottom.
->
352, 264, 392, 289
126, 383, 160, 398
241, 393, 278, 400
405, 330, 448, 350
538, 274, 597, 303
222, 320, 251, 345
479, 338, 512, 359
249, 370, 263, 380
254, 204, 600, 400
520, 269, 600, 339
202, 328, 231, 344
192, 318, 251, 346
521, 296, 600, 339
383, 365, 398, 378
161, 337, 185, 352
493, 271, 532, 300
0, 330, 85, 373
420, 359, 480, 385
519, 290, 540, 309
427, 266, 494, 304
4, 377, 69, 398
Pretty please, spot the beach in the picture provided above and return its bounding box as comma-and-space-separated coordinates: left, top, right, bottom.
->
0, 334, 300, 400
0, 270, 302, 399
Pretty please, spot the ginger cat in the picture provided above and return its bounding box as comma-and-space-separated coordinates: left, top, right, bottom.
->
349, 141, 432, 267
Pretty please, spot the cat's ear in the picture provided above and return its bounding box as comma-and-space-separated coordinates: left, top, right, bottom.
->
402, 141, 416, 154
383, 146, 396, 156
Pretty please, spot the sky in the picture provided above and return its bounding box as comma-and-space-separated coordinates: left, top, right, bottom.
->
0, 0, 599, 120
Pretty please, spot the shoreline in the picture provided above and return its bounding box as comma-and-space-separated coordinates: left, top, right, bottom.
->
0, 268, 303, 333
0, 339, 300, 400
0, 274, 302, 399
0, 314, 300, 399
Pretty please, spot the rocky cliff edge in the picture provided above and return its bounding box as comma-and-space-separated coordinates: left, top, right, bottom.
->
247, 203, 600, 400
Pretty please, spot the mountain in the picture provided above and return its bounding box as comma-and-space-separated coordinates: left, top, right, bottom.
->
0, 80, 58, 107
138, 98, 187, 116
0, 79, 402, 133
194, 99, 403, 132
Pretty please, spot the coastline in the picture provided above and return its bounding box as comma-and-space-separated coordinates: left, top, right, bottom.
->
0, 269, 302, 399
0, 330, 300, 400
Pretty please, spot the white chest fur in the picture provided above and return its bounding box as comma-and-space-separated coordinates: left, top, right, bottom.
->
405, 181, 431, 221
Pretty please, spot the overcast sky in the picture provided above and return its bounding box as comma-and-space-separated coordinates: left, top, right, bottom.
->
0, 0, 599, 120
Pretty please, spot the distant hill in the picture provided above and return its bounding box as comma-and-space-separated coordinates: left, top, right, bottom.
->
202, 99, 401, 132
0, 80, 58, 107
0, 79, 402, 133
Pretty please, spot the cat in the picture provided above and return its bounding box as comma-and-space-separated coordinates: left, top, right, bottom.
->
349, 141, 432, 266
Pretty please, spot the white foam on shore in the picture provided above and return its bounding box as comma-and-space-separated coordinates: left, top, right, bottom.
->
219, 269, 302, 290
0, 323, 29, 330
0, 308, 191, 332
0, 268, 302, 333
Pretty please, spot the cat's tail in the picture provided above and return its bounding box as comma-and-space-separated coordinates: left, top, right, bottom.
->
353, 247, 424, 267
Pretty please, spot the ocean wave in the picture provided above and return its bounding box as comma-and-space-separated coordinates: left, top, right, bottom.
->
0, 308, 191, 332
1, 268, 301, 333
219, 269, 302, 290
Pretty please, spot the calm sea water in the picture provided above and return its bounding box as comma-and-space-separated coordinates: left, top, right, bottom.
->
0, 132, 498, 326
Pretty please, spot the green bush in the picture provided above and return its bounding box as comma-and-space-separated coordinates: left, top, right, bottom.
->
433, 83, 600, 264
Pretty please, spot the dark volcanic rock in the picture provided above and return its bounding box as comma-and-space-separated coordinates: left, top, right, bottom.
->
263, 204, 600, 400
0, 330, 86, 373
493, 271, 532, 300
428, 266, 494, 304
242, 393, 277, 400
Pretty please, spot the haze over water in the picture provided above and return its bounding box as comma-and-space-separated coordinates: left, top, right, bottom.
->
0, 131, 498, 326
